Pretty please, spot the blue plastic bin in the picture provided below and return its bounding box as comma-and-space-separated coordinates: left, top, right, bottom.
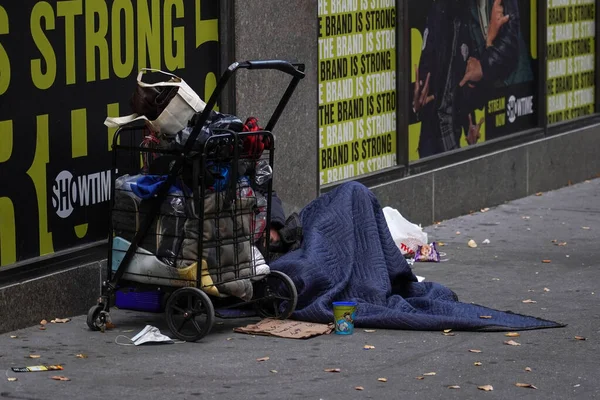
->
115, 288, 164, 313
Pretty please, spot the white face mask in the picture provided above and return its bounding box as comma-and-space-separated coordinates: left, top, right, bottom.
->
130, 325, 174, 346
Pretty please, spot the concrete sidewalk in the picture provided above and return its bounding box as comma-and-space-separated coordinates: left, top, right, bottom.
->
1, 179, 598, 400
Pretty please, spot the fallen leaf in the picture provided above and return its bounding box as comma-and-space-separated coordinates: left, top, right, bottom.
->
505, 332, 521, 337
10, 335, 17, 339
469, 349, 482, 353
522, 299, 537, 303
582, 227, 590, 230
51, 376, 71, 381
442, 332, 455, 336
29, 354, 41, 358
543, 288, 550, 292
270, 370, 278, 374
542, 260, 551, 264
256, 357, 270, 362
51, 318, 70, 324
525, 367, 532, 372
324, 368, 341, 373
7, 377, 17, 382
364, 329, 376, 333
516, 383, 538, 389
574, 336, 586, 341
468, 239, 478, 248
75, 354, 87, 359
456, 231, 461, 235
481, 208, 490, 213
478, 385, 494, 391
377, 378, 388, 382
535, 192, 543, 196
474, 362, 483, 366
423, 372, 436, 376
105, 322, 116, 330
40, 319, 47, 325
504, 340, 521, 346
448, 385, 461, 389
482, 239, 490, 244
354, 386, 364, 391
363, 345, 375, 350
437, 242, 446, 246
416, 376, 425, 380
479, 315, 492, 319
557, 242, 567, 246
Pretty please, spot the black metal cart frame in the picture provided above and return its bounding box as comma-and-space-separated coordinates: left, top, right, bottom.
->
87, 60, 305, 341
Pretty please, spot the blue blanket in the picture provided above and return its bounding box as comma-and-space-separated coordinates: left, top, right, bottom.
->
271, 182, 563, 331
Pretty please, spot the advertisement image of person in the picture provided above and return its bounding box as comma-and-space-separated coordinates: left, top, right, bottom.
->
413, 0, 484, 158
459, 0, 533, 89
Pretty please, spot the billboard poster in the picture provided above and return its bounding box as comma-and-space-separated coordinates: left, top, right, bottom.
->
318, 0, 397, 185
408, 0, 538, 161
0, 0, 219, 268
547, 0, 596, 124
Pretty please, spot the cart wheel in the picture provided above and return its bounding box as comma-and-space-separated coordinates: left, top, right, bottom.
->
86, 305, 105, 331
165, 287, 215, 342
253, 270, 297, 320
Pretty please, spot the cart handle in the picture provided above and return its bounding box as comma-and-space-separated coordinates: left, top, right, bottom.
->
240, 60, 305, 79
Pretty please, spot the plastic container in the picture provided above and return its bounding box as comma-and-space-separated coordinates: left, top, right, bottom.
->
115, 288, 164, 313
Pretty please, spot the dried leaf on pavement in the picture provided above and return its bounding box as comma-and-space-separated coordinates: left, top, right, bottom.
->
363, 345, 375, 350
479, 315, 492, 319
481, 208, 490, 213
456, 231, 461, 235
270, 370, 278, 374
522, 299, 537, 303
354, 386, 364, 391
105, 322, 116, 330
28, 354, 41, 359
377, 378, 388, 382
364, 329, 376, 333
525, 367, 532, 372
324, 368, 341, 373
423, 372, 436, 376
504, 340, 521, 346
448, 385, 461, 389
75, 354, 87, 359
478, 385, 494, 391
40, 319, 47, 325
535, 192, 543, 196
468, 239, 478, 248
542, 259, 552, 263
51, 318, 70, 323
443, 329, 452, 333
543, 288, 550, 292
7, 377, 17, 382
256, 357, 270, 362
416, 376, 425, 380
51, 376, 70, 381
442, 332, 456, 336
505, 332, 520, 337
437, 242, 446, 246
582, 227, 590, 230
516, 383, 538, 389
557, 242, 567, 246
574, 336, 586, 341
474, 362, 483, 366
10, 335, 17, 339
469, 349, 482, 353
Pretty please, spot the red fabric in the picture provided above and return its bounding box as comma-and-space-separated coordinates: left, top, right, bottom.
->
242, 117, 271, 158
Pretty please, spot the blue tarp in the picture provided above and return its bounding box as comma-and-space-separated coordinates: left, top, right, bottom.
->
271, 182, 563, 331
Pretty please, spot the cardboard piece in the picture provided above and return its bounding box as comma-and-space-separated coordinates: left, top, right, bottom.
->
234, 319, 334, 339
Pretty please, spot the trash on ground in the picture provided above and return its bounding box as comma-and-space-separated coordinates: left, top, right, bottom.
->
482, 239, 490, 244
414, 243, 440, 262
423, 372, 436, 376
505, 332, 520, 337
7, 377, 17, 381
478, 385, 494, 391
574, 336, 586, 341
582, 227, 590, 230
127, 325, 174, 345
377, 378, 388, 382
324, 368, 341, 373
364, 329, 376, 333
469, 349, 482, 353
234, 318, 333, 339
542, 260, 551, 263
474, 362, 482, 366
479, 315, 492, 319
525, 367, 532, 372
448, 385, 461, 389
544, 288, 550, 292
383, 207, 427, 257
75, 354, 88, 359
480, 208, 490, 213
467, 239, 477, 248
12, 365, 63, 373
363, 345, 375, 350
256, 357, 270, 362
40, 320, 47, 325
522, 299, 537, 303
355, 386, 364, 390
416, 376, 425, 380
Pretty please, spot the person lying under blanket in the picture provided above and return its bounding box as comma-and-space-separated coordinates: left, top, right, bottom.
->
265, 181, 564, 332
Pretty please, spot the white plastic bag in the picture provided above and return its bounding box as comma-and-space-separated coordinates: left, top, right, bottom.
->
382, 207, 428, 256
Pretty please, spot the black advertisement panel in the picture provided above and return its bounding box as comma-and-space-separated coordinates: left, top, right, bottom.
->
408, 0, 539, 161
0, 0, 219, 268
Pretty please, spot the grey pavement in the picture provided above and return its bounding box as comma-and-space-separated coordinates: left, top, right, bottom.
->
1, 179, 599, 400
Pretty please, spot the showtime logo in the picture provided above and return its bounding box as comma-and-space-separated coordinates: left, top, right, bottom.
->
51, 170, 112, 218
507, 95, 534, 123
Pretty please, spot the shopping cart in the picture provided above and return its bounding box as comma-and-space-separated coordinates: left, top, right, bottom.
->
87, 60, 305, 342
